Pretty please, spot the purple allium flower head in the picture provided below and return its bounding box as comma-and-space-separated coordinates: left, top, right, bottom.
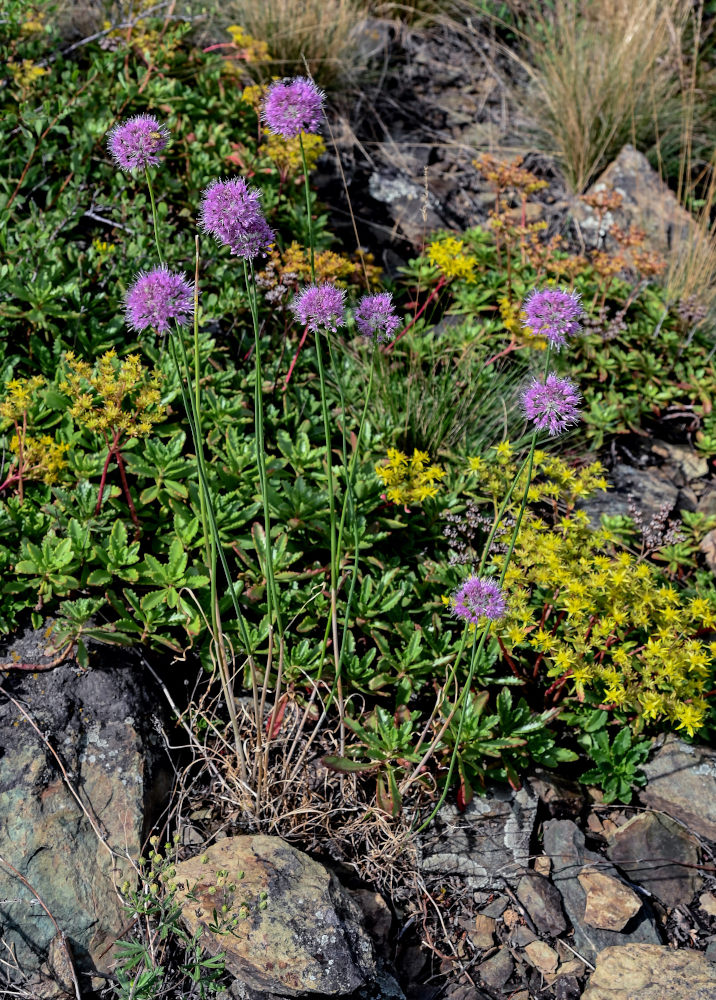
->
262, 76, 325, 138
452, 575, 507, 625
107, 115, 170, 172
354, 292, 401, 344
522, 372, 581, 436
199, 178, 274, 259
125, 265, 194, 334
291, 283, 345, 333
523, 287, 583, 351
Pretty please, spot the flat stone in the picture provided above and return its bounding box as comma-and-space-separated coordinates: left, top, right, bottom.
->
524, 940, 559, 975
656, 442, 709, 483
606, 811, 702, 908
535, 855, 552, 876
529, 769, 587, 818
580, 943, 716, 1000
0, 650, 170, 982
419, 785, 537, 890
578, 869, 642, 931
476, 946, 514, 990
470, 913, 496, 950
174, 836, 376, 996
641, 735, 716, 843
579, 465, 678, 529
517, 873, 567, 936
543, 820, 660, 963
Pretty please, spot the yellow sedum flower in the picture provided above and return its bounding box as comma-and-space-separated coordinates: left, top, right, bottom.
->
427, 235, 476, 283
375, 448, 445, 507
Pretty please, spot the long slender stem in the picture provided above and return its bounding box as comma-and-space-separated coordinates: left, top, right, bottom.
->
145, 167, 163, 266
245, 259, 282, 636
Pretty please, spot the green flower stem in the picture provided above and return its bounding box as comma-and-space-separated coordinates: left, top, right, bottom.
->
145, 168, 163, 266
245, 259, 282, 636
299, 133, 338, 680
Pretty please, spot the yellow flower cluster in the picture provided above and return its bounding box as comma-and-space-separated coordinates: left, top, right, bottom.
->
468, 446, 608, 512
7, 59, 47, 90
426, 236, 476, 283
497, 514, 713, 736
241, 84, 264, 110
498, 296, 547, 349
10, 434, 69, 485
376, 448, 445, 505
261, 133, 326, 175
226, 24, 270, 62
60, 350, 165, 439
0, 375, 45, 423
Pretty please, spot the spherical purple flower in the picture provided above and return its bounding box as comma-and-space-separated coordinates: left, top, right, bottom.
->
523, 287, 583, 351
452, 576, 507, 625
199, 178, 274, 259
354, 292, 401, 344
125, 265, 194, 334
291, 283, 345, 333
262, 76, 325, 138
107, 115, 170, 172
522, 372, 581, 436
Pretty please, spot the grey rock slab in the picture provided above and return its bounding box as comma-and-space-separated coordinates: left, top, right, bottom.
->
641, 734, 716, 843
606, 810, 702, 908
476, 946, 514, 990
0, 648, 170, 982
543, 820, 660, 964
516, 872, 567, 936
418, 784, 537, 890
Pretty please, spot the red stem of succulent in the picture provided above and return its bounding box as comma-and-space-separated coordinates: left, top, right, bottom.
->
283, 324, 310, 390
385, 276, 447, 353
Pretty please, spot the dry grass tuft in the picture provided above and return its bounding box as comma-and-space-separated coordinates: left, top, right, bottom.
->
197, 0, 366, 87
501, 0, 692, 192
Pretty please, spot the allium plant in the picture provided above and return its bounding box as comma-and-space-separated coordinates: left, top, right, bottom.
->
199, 178, 274, 259
354, 292, 401, 344
125, 265, 194, 334
291, 283, 345, 333
262, 77, 325, 138
107, 115, 169, 172
522, 373, 581, 436
523, 287, 583, 351
452, 576, 507, 625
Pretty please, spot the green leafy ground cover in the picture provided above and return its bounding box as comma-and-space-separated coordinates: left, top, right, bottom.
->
2, 3, 716, 824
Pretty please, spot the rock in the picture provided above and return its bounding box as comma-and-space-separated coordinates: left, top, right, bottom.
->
529, 769, 587, 818
348, 17, 392, 63
476, 946, 514, 990
641, 734, 716, 843
699, 529, 716, 574
579, 464, 678, 529
697, 484, 716, 518
352, 889, 392, 954
652, 442, 709, 483
572, 145, 694, 258
700, 891, 716, 917
367, 171, 445, 246
470, 913, 496, 950
419, 784, 537, 890
580, 943, 716, 1000
480, 895, 509, 918
510, 924, 537, 946
524, 940, 559, 975
578, 869, 642, 931
0, 649, 170, 982
543, 820, 660, 963
606, 810, 702, 908
173, 836, 376, 996
516, 873, 567, 936
705, 938, 716, 963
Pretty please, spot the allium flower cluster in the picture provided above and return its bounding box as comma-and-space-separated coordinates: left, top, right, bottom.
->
522, 372, 581, 436
262, 76, 325, 138
125, 265, 194, 335
199, 178, 274, 259
354, 292, 401, 344
452, 575, 507, 625
523, 287, 583, 351
291, 283, 345, 333
107, 115, 169, 172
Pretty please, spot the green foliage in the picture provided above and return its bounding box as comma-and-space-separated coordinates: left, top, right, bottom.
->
576, 711, 651, 804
